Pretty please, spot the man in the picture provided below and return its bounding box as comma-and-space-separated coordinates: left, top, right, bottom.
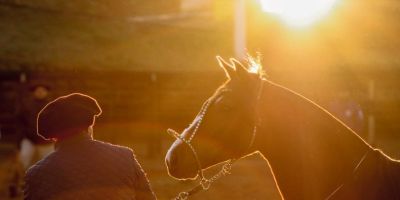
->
24, 93, 156, 200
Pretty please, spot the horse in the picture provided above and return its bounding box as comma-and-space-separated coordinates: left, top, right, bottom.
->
165, 56, 400, 199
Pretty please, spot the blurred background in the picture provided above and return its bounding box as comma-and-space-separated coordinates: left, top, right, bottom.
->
0, 0, 399, 199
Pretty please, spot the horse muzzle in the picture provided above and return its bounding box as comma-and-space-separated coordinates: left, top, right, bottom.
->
165, 130, 199, 180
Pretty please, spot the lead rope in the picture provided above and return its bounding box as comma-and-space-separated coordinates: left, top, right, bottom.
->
167, 131, 236, 200
324, 150, 370, 200
168, 79, 265, 200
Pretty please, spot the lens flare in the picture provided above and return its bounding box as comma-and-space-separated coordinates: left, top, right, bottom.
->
247, 54, 263, 75
259, 0, 339, 27
248, 59, 261, 74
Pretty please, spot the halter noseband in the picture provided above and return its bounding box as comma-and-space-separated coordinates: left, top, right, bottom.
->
167, 78, 264, 200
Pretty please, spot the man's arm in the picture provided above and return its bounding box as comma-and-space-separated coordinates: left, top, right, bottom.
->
128, 151, 157, 200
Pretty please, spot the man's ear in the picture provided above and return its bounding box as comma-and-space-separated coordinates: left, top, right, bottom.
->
216, 56, 235, 79
230, 58, 249, 78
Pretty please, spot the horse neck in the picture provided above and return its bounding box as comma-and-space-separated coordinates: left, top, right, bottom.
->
253, 80, 371, 200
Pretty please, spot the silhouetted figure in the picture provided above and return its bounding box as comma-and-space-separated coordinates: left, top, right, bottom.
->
18, 83, 53, 169
24, 93, 156, 200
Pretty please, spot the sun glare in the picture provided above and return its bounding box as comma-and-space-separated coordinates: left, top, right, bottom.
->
259, 0, 339, 27
247, 54, 262, 74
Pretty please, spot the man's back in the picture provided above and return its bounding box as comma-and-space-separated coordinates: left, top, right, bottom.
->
24, 136, 156, 200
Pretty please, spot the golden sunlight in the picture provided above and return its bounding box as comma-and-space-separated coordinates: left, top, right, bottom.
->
259, 0, 339, 27
247, 54, 262, 74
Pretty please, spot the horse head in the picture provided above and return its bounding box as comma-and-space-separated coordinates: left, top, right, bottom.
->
165, 56, 264, 180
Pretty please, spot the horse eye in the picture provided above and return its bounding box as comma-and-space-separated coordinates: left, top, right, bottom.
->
213, 95, 234, 111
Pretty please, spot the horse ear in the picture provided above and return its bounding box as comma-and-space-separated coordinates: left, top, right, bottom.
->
229, 58, 249, 77
216, 56, 235, 79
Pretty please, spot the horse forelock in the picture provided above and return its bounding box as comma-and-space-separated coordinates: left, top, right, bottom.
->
245, 54, 267, 79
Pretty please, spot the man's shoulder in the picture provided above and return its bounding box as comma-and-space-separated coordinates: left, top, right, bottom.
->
91, 139, 134, 157
25, 157, 50, 181
26, 150, 58, 172
88, 140, 140, 172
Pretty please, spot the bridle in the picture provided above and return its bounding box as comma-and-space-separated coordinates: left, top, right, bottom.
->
167, 78, 265, 200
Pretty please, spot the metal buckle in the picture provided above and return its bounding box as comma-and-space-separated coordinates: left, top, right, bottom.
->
176, 192, 189, 200
200, 178, 211, 190
222, 163, 232, 175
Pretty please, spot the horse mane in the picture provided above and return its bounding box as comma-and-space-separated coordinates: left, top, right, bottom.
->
211, 54, 266, 102
245, 53, 267, 79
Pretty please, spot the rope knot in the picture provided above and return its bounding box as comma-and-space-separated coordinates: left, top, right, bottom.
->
175, 192, 189, 200
200, 178, 211, 190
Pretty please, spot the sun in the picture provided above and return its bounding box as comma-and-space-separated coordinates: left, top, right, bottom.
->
259, 0, 339, 27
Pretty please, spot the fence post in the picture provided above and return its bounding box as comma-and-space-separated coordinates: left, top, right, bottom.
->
234, 0, 246, 59
367, 79, 375, 144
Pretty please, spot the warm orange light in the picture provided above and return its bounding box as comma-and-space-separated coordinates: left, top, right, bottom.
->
259, 0, 339, 27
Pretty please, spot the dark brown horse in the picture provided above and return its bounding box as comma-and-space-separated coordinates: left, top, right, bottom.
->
165, 56, 400, 199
